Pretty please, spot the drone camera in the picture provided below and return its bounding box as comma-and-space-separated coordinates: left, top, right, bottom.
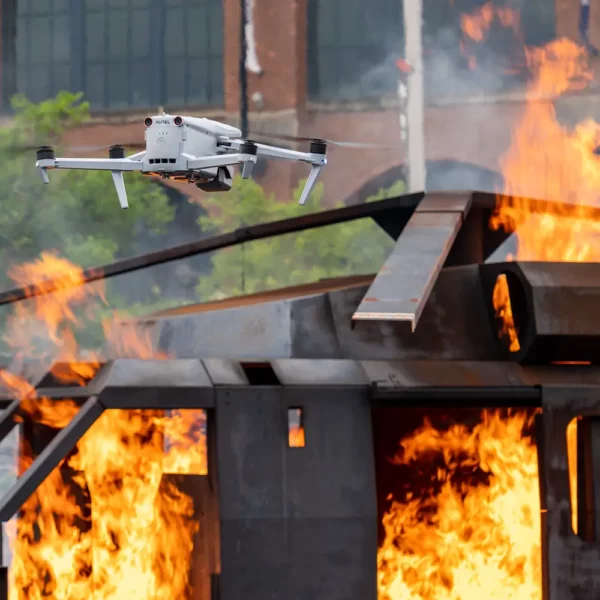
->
144, 117, 153, 127
174, 116, 183, 126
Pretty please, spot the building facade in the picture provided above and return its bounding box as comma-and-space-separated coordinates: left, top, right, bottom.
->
0, 0, 596, 206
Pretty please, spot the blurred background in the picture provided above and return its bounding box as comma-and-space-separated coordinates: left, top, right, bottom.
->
0, 0, 596, 352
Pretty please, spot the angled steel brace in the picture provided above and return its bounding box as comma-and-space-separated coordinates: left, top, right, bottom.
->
352, 192, 472, 332
0, 395, 104, 522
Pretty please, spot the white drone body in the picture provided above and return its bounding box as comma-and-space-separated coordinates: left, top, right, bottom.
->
35, 114, 328, 209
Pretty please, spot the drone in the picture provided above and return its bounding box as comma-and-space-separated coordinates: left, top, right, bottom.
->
35, 114, 329, 209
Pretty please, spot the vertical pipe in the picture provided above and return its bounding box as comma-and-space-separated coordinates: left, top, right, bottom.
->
402, 0, 426, 192
239, 0, 249, 138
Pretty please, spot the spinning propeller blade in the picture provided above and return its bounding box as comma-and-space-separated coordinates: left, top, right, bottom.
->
248, 131, 401, 150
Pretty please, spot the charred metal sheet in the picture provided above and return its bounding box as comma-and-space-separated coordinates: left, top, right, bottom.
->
480, 261, 600, 363
92, 359, 215, 409
270, 359, 370, 386
0, 395, 103, 522
361, 360, 530, 389
352, 193, 471, 331
216, 385, 377, 600
327, 265, 498, 361
538, 386, 600, 600
157, 300, 295, 359
131, 265, 499, 360
202, 358, 249, 385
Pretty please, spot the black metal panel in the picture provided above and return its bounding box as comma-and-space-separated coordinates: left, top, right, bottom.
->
539, 386, 600, 600
216, 385, 377, 600
98, 387, 215, 409
284, 386, 377, 600
328, 265, 498, 361
216, 386, 287, 599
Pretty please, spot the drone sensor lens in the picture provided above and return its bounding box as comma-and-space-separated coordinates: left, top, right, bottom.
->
174, 116, 183, 126
144, 118, 153, 127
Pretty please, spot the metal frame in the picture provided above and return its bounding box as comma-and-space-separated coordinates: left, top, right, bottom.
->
0, 189, 590, 309
1, 356, 596, 524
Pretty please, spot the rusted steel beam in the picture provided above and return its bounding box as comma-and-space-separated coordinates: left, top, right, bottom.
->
352, 192, 472, 331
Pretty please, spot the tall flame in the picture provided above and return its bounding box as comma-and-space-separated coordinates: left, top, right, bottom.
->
0, 252, 207, 600
491, 39, 600, 262
377, 410, 541, 600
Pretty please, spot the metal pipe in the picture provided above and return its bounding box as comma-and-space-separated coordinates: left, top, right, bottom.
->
240, 0, 249, 138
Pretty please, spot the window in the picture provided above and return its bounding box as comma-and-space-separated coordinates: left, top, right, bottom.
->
307, 0, 404, 102
422, 0, 555, 100
3, 0, 224, 111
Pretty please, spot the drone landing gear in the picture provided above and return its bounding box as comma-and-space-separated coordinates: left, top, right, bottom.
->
196, 167, 233, 193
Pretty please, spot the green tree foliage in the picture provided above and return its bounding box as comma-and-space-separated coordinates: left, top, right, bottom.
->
195, 176, 405, 300
0, 91, 175, 287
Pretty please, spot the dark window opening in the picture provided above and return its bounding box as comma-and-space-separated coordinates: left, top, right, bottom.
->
240, 362, 280, 386
307, 0, 404, 102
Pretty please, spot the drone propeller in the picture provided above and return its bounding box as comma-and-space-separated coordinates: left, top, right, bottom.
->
248, 131, 401, 150
6, 142, 146, 155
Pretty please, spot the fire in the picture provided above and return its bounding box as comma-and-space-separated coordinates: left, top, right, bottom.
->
491, 38, 600, 261
492, 273, 520, 352
0, 252, 207, 599
461, 2, 519, 43
378, 410, 541, 600
460, 2, 521, 70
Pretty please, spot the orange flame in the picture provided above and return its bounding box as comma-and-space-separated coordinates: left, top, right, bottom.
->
378, 410, 541, 600
459, 2, 521, 70
492, 273, 521, 352
0, 252, 207, 599
491, 38, 600, 261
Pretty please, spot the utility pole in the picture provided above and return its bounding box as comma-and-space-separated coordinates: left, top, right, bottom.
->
239, 0, 249, 138
402, 0, 427, 192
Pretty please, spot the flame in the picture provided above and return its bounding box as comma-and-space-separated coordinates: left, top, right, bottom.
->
0, 252, 207, 599
459, 2, 521, 70
566, 417, 579, 536
378, 410, 541, 600
491, 38, 600, 261
492, 273, 520, 352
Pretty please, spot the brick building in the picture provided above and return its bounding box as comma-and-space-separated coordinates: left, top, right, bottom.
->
0, 0, 598, 207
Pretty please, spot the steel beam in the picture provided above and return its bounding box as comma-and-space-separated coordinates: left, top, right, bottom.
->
0, 395, 104, 522
352, 192, 472, 331
0, 193, 424, 308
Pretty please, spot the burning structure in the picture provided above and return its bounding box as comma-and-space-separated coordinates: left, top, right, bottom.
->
0, 25, 599, 600
0, 186, 595, 600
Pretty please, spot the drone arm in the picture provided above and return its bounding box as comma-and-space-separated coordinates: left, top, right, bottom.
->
53, 158, 144, 171
127, 151, 146, 161
185, 152, 255, 171
224, 140, 315, 163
